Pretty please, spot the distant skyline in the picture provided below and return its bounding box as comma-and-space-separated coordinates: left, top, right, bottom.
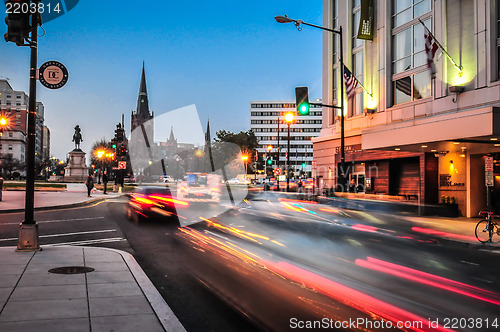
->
1, 1, 323, 159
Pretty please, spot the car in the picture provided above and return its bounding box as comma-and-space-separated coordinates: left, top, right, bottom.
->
161, 175, 175, 183
126, 186, 189, 223
226, 178, 242, 185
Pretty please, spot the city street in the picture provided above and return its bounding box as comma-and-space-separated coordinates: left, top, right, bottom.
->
2, 193, 500, 331
0, 197, 255, 332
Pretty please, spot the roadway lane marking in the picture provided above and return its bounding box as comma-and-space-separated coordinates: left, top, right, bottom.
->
46, 237, 127, 246
0, 229, 117, 242
0, 216, 105, 226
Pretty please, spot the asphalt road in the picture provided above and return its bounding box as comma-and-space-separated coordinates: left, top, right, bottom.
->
0, 198, 257, 332
3, 195, 500, 331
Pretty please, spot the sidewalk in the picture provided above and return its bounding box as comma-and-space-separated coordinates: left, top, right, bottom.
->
0, 183, 122, 213
402, 215, 500, 248
0, 246, 185, 332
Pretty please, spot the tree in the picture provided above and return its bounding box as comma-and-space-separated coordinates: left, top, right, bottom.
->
213, 130, 258, 174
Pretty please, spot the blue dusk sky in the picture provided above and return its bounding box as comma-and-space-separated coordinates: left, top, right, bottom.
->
1, 1, 323, 159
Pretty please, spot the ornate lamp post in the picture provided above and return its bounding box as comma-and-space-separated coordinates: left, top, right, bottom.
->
275, 15, 346, 191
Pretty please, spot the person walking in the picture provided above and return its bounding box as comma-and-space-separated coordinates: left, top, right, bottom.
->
102, 170, 108, 195
85, 174, 94, 197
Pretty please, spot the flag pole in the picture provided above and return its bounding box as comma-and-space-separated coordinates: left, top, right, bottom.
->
354, 77, 373, 98
418, 18, 463, 76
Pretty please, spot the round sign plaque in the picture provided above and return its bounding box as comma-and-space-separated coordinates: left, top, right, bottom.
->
39, 61, 69, 89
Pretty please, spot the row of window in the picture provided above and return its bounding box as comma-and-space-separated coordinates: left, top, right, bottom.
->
250, 111, 322, 117
2, 101, 23, 106
265, 153, 313, 158
331, 0, 433, 122
0, 94, 22, 99
253, 127, 320, 133
0, 144, 13, 150
251, 103, 322, 109
251, 120, 322, 125
260, 143, 312, 149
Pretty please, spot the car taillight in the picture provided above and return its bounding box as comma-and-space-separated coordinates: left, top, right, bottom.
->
148, 195, 190, 208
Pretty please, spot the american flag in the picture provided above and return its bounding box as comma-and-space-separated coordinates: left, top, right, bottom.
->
343, 66, 358, 100
425, 29, 439, 78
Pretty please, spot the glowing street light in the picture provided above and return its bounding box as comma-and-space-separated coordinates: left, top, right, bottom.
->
241, 155, 249, 174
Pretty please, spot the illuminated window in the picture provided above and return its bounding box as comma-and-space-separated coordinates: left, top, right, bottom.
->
392, 0, 432, 105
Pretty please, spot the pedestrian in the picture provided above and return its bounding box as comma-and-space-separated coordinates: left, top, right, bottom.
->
102, 170, 108, 195
0, 175, 3, 201
85, 174, 94, 197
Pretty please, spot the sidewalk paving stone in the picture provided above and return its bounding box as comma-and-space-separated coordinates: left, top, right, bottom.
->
0, 318, 90, 332
91, 314, 165, 332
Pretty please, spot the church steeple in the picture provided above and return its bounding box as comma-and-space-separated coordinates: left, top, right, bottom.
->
136, 61, 151, 118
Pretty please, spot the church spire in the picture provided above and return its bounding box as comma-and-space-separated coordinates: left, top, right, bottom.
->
136, 61, 150, 118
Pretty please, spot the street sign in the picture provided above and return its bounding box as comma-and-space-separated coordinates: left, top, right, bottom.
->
39, 61, 69, 89
486, 171, 494, 187
274, 168, 281, 175
118, 161, 127, 170
485, 156, 494, 172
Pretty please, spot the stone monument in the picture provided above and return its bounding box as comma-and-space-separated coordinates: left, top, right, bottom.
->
64, 125, 89, 181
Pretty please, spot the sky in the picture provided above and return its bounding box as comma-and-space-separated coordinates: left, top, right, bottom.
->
1, 0, 323, 160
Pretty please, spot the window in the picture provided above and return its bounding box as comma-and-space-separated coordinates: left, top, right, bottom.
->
9, 132, 13, 138
8, 145, 12, 150
393, 0, 431, 29
392, 19, 430, 74
392, 0, 432, 106
350, 1, 364, 117
16, 95, 21, 98
394, 71, 431, 104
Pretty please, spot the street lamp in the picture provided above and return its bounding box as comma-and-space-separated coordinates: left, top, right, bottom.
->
285, 112, 294, 192
241, 155, 248, 175
275, 15, 346, 191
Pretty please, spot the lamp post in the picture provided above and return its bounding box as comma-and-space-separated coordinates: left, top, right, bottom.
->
275, 15, 346, 191
285, 112, 294, 192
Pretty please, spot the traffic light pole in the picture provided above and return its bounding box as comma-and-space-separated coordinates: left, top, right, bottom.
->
18, 4, 40, 251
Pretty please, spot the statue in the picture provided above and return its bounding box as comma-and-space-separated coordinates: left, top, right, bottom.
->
72, 125, 83, 150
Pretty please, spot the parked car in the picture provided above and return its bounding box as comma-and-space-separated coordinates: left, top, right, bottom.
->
126, 186, 189, 223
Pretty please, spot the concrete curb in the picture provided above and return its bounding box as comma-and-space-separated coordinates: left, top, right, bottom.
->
0, 195, 124, 214
82, 246, 186, 332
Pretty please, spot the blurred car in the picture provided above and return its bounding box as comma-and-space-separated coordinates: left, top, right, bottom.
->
300, 178, 314, 189
126, 186, 189, 223
161, 175, 175, 183
226, 178, 250, 185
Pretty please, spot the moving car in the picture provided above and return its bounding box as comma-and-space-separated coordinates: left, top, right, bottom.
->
126, 186, 189, 223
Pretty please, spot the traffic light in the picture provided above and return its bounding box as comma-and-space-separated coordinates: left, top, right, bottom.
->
4, 1, 31, 46
267, 158, 273, 165
295, 86, 310, 115
302, 163, 307, 168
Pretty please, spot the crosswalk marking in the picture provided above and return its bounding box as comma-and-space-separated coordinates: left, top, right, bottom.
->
0, 229, 117, 242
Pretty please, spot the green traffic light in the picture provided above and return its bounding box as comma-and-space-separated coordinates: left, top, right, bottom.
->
298, 103, 309, 115
112, 144, 117, 149
267, 159, 273, 165
302, 163, 307, 168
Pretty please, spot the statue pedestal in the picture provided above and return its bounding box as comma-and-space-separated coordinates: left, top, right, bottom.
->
64, 149, 89, 182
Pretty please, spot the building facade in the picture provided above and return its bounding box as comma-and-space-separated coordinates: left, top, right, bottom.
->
314, 0, 500, 217
250, 100, 322, 176
0, 79, 28, 165
0, 79, 49, 172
